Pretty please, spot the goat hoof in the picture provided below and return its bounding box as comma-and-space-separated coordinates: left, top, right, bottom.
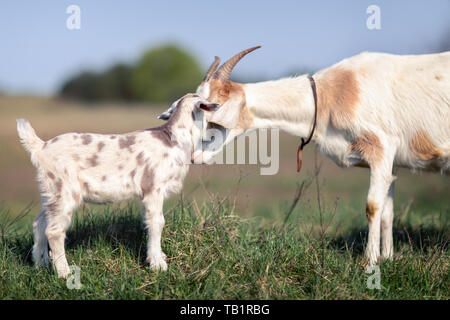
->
148, 256, 168, 272
56, 267, 71, 279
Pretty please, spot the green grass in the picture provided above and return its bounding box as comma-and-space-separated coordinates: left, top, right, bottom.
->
0, 195, 448, 300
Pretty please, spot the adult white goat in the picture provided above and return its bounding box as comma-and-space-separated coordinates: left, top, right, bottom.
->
162, 47, 450, 266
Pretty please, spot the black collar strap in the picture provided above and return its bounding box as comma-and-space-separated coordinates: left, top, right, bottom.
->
297, 74, 318, 172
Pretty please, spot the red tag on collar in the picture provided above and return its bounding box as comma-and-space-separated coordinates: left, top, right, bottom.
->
297, 145, 303, 172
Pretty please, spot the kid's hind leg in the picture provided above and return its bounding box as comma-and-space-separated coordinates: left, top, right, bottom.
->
45, 195, 79, 278
32, 209, 49, 267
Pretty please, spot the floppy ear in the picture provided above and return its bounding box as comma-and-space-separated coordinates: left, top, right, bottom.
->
157, 110, 172, 120
195, 101, 220, 112
157, 100, 178, 120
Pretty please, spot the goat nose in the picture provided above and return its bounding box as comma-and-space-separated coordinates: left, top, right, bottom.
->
191, 150, 203, 164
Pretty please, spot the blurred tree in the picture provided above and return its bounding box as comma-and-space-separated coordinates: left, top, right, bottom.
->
59, 44, 203, 105
60, 71, 101, 101
60, 64, 133, 102
131, 45, 203, 104
98, 64, 133, 101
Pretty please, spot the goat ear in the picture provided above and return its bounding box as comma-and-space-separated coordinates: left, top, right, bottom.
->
157, 102, 176, 120
195, 101, 220, 112
157, 109, 172, 120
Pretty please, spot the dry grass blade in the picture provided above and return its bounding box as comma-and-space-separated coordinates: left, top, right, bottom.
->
282, 179, 311, 228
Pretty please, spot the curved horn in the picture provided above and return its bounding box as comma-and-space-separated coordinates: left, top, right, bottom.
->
213, 46, 261, 83
204, 56, 221, 81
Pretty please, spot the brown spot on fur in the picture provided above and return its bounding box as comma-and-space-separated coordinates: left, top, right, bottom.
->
83, 182, 90, 193
47, 172, 55, 180
163, 153, 168, 158
110, 135, 116, 139
118, 164, 123, 170
409, 130, 441, 161
72, 191, 80, 202
149, 127, 175, 147
366, 201, 378, 222
316, 68, 360, 129
87, 154, 99, 167
119, 135, 136, 151
237, 103, 254, 130
208, 80, 240, 104
207, 80, 252, 130
350, 131, 383, 166
46, 202, 59, 215
136, 152, 145, 166
102, 176, 107, 182
97, 142, 105, 152
145, 95, 195, 146
130, 169, 136, 178
141, 165, 154, 196
81, 134, 92, 145
435, 74, 442, 81
55, 179, 63, 193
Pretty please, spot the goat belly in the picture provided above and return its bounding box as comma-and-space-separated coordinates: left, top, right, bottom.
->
81, 176, 138, 203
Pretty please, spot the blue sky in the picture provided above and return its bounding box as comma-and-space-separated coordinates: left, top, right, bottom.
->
1, 0, 449, 94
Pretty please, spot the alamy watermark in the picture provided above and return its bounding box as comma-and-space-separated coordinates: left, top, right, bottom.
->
194, 128, 280, 176
366, 5, 381, 30
365, 265, 381, 290
66, 5, 81, 30
182, 118, 280, 175
66, 265, 82, 290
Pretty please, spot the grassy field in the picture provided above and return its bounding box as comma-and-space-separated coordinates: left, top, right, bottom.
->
0, 198, 448, 299
0, 96, 448, 299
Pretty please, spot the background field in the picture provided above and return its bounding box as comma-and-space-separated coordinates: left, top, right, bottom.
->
0, 96, 448, 299
1, 96, 448, 227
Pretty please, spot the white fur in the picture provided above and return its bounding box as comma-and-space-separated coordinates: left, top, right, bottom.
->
198, 51, 450, 266
17, 94, 211, 278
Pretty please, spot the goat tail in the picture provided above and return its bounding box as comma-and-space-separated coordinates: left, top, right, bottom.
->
16, 118, 44, 165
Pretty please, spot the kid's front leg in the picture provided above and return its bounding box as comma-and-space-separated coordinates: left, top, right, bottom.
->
142, 193, 167, 271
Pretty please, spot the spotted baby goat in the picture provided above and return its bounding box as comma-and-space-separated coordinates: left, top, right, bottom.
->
17, 93, 218, 278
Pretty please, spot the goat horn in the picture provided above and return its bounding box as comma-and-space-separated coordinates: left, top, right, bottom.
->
204, 56, 221, 81
212, 46, 261, 82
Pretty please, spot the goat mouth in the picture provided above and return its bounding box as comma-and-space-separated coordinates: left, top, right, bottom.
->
207, 122, 225, 130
